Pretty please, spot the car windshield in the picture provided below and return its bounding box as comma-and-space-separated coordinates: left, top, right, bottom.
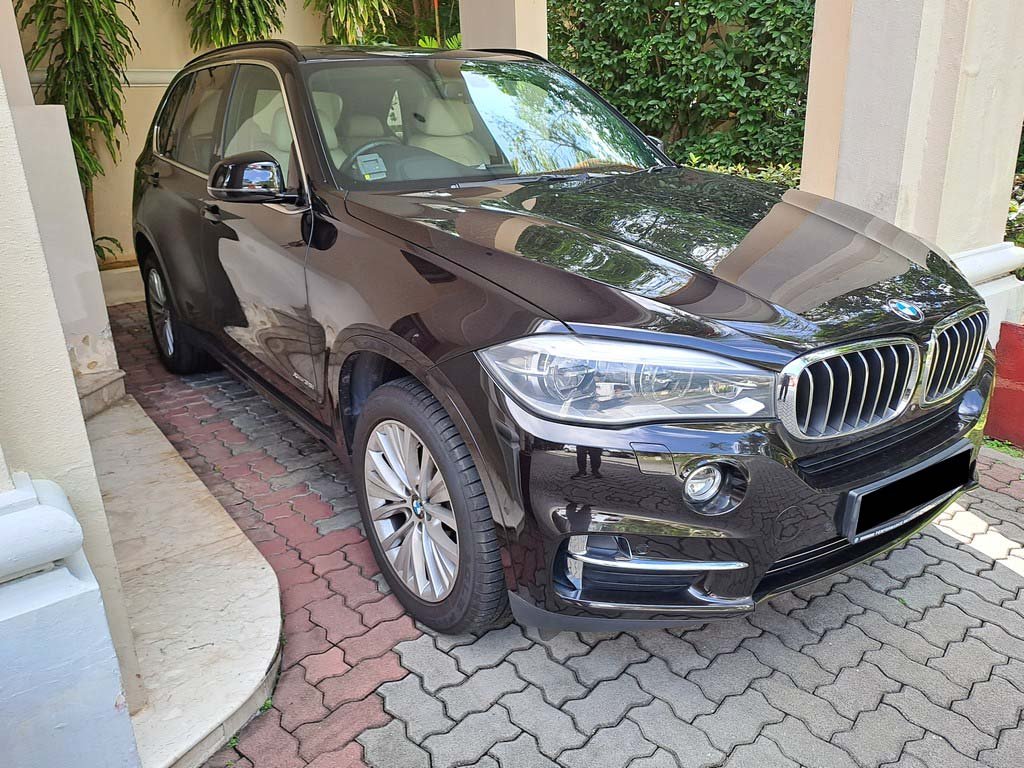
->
301, 57, 664, 189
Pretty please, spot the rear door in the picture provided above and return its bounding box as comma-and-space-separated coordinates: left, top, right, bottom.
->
198, 62, 321, 414
139, 65, 234, 330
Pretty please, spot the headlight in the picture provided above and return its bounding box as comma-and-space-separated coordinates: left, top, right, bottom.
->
476, 335, 776, 425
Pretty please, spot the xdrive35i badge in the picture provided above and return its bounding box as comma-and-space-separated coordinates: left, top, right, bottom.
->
886, 298, 925, 322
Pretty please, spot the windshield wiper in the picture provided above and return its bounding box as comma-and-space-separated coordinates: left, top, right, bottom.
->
450, 172, 599, 189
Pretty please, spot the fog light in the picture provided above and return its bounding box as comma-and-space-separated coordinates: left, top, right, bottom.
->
683, 464, 723, 502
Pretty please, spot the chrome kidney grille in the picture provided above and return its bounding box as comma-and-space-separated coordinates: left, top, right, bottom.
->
778, 339, 920, 440
923, 309, 989, 403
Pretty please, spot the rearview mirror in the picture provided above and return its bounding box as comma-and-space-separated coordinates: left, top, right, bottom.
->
207, 151, 297, 204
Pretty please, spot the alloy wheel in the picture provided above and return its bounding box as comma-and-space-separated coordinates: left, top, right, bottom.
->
363, 419, 459, 602
146, 268, 175, 358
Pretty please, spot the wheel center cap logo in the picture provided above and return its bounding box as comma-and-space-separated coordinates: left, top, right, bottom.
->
886, 298, 924, 323
412, 499, 424, 517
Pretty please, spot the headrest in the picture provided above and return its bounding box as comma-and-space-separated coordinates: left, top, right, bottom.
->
413, 98, 474, 137
343, 114, 386, 138
313, 92, 343, 149
271, 108, 292, 152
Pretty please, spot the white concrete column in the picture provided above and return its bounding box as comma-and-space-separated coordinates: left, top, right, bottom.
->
0, 0, 145, 710
460, 0, 548, 58
0, 443, 13, 492
801, 0, 1024, 342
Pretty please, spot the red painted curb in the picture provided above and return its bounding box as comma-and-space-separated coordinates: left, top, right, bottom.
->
987, 321, 1024, 447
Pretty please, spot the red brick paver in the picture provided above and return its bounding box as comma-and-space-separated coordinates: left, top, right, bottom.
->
110, 303, 421, 768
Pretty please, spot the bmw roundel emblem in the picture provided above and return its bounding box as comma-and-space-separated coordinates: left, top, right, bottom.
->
886, 298, 924, 322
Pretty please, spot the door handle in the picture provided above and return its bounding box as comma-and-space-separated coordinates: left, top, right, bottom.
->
202, 203, 221, 222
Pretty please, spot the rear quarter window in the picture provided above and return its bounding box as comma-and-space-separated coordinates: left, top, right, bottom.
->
156, 74, 193, 155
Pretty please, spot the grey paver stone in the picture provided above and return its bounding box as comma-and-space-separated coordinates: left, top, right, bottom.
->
628, 699, 723, 768
792, 572, 849, 601
971, 623, 1024, 662
815, 663, 900, 720
500, 686, 586, 758
685, 617, 761, 657
744, 633, 834, 692
791, 591, 865, 634
378, 674, 454, 741
889, 572, 958, 610
802, 625, 880, 674
952, 675, 1024, 736
721, 736, 799, 768
835, 579, 921, 626
627, 749, 678, 768
832, 704, 923, 768
912, 534, 989, 573
476, 758, 499, 768
766, 592, 807, 614
993, 658, 1024, 690
451, 624, 533, 673
689, 647, 772, 702
864, 645, 967, 706
437, 661, 527, 720
394, 634, 466, 692
978, 726, 1024, 768
764, 717, 858, 768
749, 603, 821, 650
488, 733, 557, 768
692, 690, 784, 752
357, 719, 430, 768
875, 544, 939, 581
564, 675, 651, 734
523, 626, 590, 662
947, 589, 1024, 639
421, 706, 519, 768
558, 718, 657, 768
848, 609, 943, 664
627, 656, 716, 721
845, 561, 902, 592
903, 733, 981, 768
507, 644, 586, 706
752, 672, 851, 740
428, 628, 477, 653
906, 603, 982, 648
928, 636, 1007, 688
885, 686, 995, 756
631, 630, 709, 675
566, 635, 649, 687
928, 560, 1016, 603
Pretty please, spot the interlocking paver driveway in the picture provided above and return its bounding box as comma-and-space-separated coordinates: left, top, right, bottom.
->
109, 302, 1024, 768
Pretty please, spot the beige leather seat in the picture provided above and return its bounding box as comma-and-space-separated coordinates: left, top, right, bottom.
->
224, 98, 292, 180
408, 98, 489, 167
340, 114, 389, 155
311, 92, 346, 168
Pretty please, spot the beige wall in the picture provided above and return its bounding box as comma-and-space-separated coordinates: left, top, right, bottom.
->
0, 0, 144, 709
82, 0, 324, 265
460, 0, 549, 58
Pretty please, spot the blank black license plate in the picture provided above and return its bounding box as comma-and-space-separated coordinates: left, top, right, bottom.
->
840, 445, 972, 544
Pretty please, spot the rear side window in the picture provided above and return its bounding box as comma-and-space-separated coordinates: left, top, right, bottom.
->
156, 74, 193, 155
169, 65, 235, 173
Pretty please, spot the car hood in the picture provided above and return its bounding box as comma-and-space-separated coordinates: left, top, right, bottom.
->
345, 167, 981, 367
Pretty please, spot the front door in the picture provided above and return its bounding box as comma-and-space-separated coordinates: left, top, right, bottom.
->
199, 62, 320, 412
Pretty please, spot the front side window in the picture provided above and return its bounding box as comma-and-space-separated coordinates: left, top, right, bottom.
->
302, 58, 662, 189
223, 64, 299, 188
170, 65, 234, 173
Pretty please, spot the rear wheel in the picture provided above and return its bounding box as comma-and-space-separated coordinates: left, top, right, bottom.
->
354, 377, 508, 632
143, 260, 213, 374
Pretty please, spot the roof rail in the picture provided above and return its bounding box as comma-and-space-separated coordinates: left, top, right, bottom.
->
183, 39, 304, 69
476, 48, 549, 62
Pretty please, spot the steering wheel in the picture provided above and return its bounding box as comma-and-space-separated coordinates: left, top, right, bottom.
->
340, 138, 402, 177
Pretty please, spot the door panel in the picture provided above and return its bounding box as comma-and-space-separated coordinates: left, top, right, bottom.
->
200, 63, 320, 413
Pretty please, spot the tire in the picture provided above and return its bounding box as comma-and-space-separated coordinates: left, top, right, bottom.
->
354, 376, 509, 633
142, 259, 214, 374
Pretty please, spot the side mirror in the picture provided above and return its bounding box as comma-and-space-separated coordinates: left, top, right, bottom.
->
207, 151, 297, 204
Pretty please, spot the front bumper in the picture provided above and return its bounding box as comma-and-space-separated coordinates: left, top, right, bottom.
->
435, 354, 993, 631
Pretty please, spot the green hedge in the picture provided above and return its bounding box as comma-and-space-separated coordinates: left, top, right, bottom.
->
548, 0, 815, 167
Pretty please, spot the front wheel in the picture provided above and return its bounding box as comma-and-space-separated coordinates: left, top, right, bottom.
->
354, 377, 508, 633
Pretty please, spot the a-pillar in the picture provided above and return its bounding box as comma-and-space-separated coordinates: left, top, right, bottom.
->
460, 0, 548, 58
801, 0, 1024, 343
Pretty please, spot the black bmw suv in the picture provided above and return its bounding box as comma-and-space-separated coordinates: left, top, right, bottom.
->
134, 41, 993, 633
